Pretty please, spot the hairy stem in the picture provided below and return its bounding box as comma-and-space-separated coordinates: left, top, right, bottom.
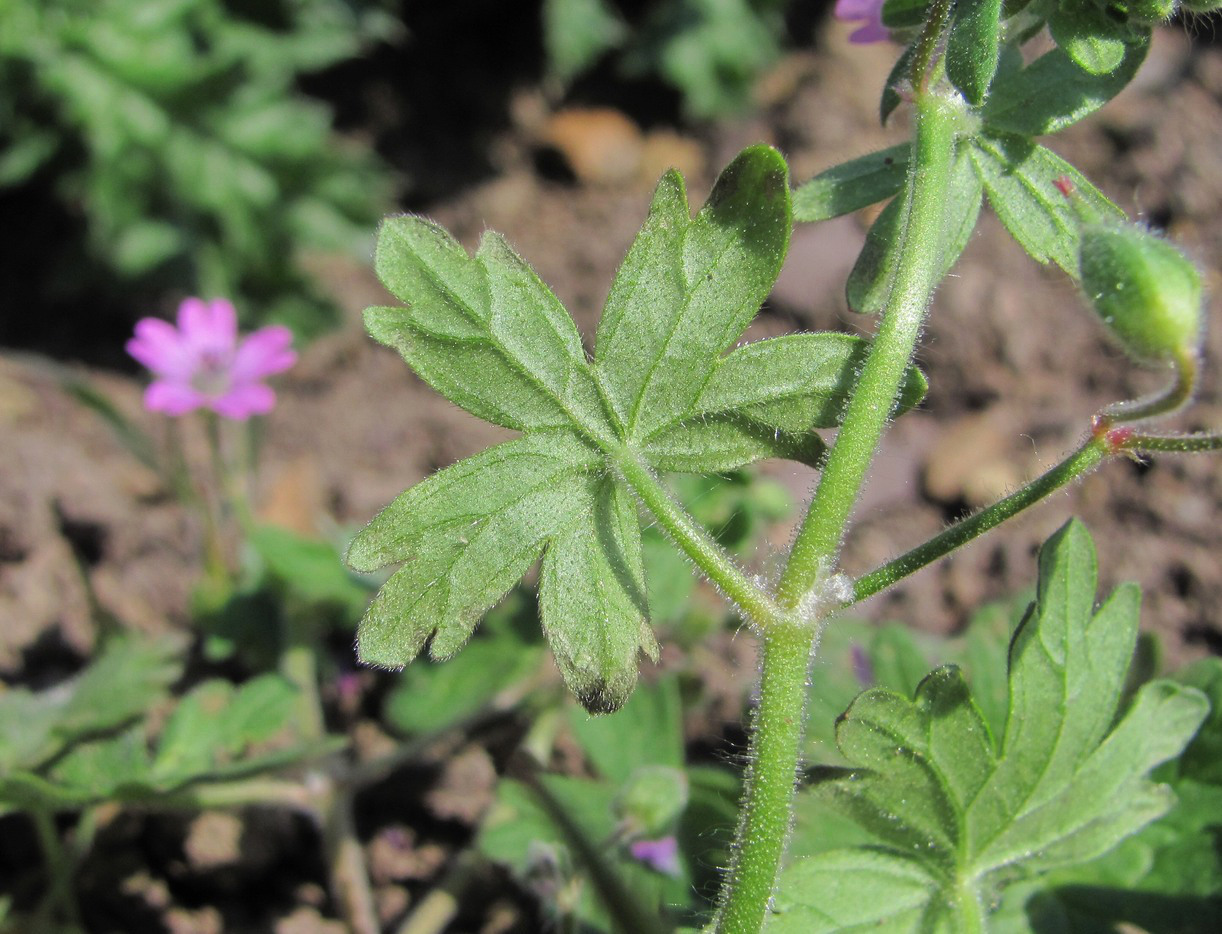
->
1103, 346, 1198, 423
850, 436, 1109, 605
613, 448, 785, 626
715, 91, 962, 934
1125, 430, 1222, 453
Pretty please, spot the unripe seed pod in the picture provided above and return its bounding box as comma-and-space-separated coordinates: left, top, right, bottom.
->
1078, 224, 1202, 364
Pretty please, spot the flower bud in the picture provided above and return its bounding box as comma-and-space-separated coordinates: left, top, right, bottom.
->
1078, 224, 1202, 364
1107, 0, 1177, 22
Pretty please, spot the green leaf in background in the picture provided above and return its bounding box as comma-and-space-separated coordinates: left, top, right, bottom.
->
1, 0, 393, 335
480, 774, 682, 931
792, 144, 910, 222
569, 676, 684, 785
1, 663, 336, 812
981, 38, 1150, 138
847, 141, 982, 313
542, 0, 627, 84
353, 147, 927, 711
248, 524, 370, 616
1174, 658, 1222, 785
148, 674, 300, 786
625, 0, 781, 119
480, 676, 705, 928
0, 635, 181, 774
969, 131, 1125, 275
775, 521, 1210, 931
383, 595, 545, 736
946, 0, 1003, 106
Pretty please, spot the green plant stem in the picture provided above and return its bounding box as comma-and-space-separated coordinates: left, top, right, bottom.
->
1104, 346, 1198, 423
322, 786, 380, 934
1126, 431, 1222, 453
954, 881, 987, 934
850, 436, 1109, 605
517, 758, 670, 934
715, 91, 960, 934
613, 448, 784, 626
150, 777, 317, 812
777, 96, 958, 609
31, 807, 79, 926
281, 608, 327, 743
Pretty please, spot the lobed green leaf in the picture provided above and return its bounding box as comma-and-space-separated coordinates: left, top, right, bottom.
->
0, 635, 181, 774
769, 849, 944, 932
357, 146, 928, 711
790, 521, 1209, 928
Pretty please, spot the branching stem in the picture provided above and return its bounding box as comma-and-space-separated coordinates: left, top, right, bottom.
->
850, 435, 1110, 605
713, 90, 961, 934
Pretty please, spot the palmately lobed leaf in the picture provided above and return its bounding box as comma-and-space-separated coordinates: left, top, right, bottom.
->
781, 521, 1210, 929
352, 145, 930, 711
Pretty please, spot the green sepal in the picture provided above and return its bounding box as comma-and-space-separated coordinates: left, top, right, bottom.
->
1049, 3, 1138, 76
792, 144, 909, 223
847, 143, 982, 313
981, 38, 1150, 137
969, 132, 1125, 274
946, 0, 1003, 105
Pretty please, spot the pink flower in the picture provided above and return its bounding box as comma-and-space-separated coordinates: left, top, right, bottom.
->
127, 298, 296, 419
834, 0, 889, 44
629, 835, 681, 876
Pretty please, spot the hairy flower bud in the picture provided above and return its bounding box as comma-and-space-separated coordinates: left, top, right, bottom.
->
1106, 0, 1177, 21
1078, 224, 1202, 364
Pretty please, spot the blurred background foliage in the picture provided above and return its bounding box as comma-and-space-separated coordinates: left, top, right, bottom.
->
0, 0, 822, 364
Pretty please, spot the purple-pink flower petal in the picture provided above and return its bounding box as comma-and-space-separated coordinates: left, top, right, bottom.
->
128, 297, 295, 420
145, 380, 207, 416
127, 318, 194, 379
211, 383, 276, 420
834, 0, 889, 44
629, 836, 681, 876
178, 297, 237, 360
230, 326, 297, 383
